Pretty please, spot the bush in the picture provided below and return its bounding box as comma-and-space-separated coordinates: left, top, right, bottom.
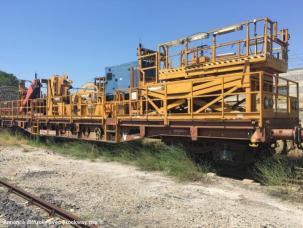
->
253, 155, 294, 186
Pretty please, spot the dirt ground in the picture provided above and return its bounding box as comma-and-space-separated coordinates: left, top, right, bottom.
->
0, 146, 303, 227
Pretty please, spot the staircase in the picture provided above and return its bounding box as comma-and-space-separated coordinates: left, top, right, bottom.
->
104, 118, 118, 143
31, 121, 39, 135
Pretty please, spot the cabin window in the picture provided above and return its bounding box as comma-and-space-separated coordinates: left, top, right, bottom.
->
106, 72, 113, 81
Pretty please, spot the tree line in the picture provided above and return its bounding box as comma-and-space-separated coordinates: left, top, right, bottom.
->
0, 71, 18, 87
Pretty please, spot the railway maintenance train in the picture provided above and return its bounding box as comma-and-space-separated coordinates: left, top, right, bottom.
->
0, 18, 302, 164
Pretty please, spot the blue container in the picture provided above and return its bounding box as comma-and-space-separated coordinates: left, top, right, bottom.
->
105, 61, 138, 95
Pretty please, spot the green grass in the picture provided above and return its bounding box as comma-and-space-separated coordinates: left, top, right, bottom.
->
250, 154, 303, 202
252, 155, 296, 186
0, 129, 210, 181
4, 128, 302, 185
0, 129, 28, 146
45, 139, 209, 181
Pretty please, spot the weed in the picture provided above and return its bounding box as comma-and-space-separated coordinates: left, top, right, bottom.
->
0, 129, 28, 146
253, 155, 294, 186
0, 130, 211, 181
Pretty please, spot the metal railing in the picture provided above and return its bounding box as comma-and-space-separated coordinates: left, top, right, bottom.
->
0, 73, 298, 127
157, 18, 288, 70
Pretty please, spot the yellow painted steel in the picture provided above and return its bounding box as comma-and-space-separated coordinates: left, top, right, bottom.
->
0, 18, 299, 142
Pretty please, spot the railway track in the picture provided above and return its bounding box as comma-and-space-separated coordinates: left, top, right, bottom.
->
284, 166, 303, 187
293, 166, 303, 185
0, 179, 98, 228
294, 166, 303, 177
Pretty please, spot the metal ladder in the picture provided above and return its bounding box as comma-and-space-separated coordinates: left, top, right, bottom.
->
104, 119, 118, 143
31, 121, 39, 135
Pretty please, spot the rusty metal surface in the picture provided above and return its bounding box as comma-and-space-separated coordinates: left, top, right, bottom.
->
271, 129, 294, 139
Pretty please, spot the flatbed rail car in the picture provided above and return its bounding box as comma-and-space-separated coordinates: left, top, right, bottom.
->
0, 18, 302, 163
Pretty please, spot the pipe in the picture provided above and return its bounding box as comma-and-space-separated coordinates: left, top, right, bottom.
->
272, 128, 303, 139
271, 129, 294, 139
271, 127, 303, 149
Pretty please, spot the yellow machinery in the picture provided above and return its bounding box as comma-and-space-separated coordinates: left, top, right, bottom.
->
0, 18, 301, 164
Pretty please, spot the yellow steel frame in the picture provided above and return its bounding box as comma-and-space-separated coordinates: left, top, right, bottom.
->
137, 18, 289, 84
0, 72, 298, 125
0, 18, 298, 143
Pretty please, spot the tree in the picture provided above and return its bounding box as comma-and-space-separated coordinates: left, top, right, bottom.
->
0, 71, 19, 87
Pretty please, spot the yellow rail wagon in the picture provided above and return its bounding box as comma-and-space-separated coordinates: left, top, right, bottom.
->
0, 18, 301, 164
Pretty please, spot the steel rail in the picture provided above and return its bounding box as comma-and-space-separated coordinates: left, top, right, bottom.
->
0, 179, 98, 228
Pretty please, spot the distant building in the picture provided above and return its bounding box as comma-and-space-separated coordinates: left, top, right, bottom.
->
281, 67, 303, 120
281, 67, 303, 81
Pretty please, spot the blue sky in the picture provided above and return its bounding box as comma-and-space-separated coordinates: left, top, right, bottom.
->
0, 0, 302, 86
